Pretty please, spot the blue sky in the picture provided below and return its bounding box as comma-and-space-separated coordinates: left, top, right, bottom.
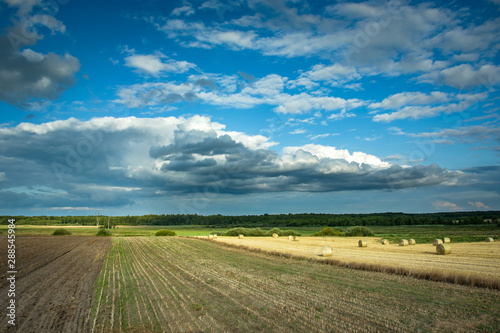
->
0, 0, 499, 216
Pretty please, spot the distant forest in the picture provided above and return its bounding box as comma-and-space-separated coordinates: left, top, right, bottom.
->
2, 211, 499, 227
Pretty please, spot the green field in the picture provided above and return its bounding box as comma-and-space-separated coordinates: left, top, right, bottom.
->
369, 224, 500, 243
2, 224, 497, 243
0, 225, 218, 237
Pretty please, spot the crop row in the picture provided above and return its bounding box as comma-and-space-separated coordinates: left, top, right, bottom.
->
90, 237, 500, 332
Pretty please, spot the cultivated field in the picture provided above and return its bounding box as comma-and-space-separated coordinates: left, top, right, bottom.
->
212, 236, 500, 286
1, 235, 499, 332
0, 236, 110, 332
91, 237, 500, 332
0, 225, 221, 237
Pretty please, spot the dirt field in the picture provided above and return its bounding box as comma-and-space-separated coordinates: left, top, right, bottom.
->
211, 236, 500, 283
0, 236, 110, 333
91, 237, 500, 332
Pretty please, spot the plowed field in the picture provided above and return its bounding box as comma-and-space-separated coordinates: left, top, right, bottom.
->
0, 236, 110, 333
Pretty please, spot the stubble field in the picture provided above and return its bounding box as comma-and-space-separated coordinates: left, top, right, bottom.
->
211, 236, 500, 286
91, 237, 500, 332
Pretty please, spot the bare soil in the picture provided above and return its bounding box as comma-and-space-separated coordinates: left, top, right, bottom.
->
0, 236, 111, 333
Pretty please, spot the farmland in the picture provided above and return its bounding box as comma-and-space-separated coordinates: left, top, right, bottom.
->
212, 236, 500, 287
1, 223, 499, 240
0, 233, 499, 332
0, 225, 217, 237
0, 236, 110, 332
90, 237, 500, 332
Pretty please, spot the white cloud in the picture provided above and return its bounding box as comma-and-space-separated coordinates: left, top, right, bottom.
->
20, 49, 45, 62
369, 91, 450, 110
468, 201, 491, 209
31, 14, 66, 34
283, 144, 391, 169
408, 125, 500, 144
2, 0, 41, 15
172, 4, 195, 16
433, 200, 463, 211
372, 92, 487, 122
328, 110, 356, 121
451, 53, 479, 62
291, 63, 361, 89
48, 206, 93, 211
388, 127, 406, 135
308, 133, 339, 140
150, 1, 500, 87
286, 117, 317, 126
357, 135, 381, 142
124, 52, 196, 76
155, 19, 258, 50
438, 18, 500, 54
274, 94, 364, 115
436, 64, 500, 90
290, 128, 306, 135
114, 73, 365, 115
242, 74, 287, 96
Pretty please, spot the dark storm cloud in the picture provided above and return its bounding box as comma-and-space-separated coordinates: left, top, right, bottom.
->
150, 132, 245, 158
0, 116, 468, 210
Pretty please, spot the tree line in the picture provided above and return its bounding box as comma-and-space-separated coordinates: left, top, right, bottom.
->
2, 211, 499, 227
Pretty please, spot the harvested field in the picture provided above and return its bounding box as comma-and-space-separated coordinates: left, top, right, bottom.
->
212, 237, 500, 285
91, 237, 500, 332
0, 236, 110, 333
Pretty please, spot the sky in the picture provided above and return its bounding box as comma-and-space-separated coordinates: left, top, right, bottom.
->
0, 0, 499, 216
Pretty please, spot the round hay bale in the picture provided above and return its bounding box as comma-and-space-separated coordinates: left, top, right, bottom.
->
208, 234, 214, 239
238, 234, 244, 239
408, 239, 416, 245
381, 239, 390, 245
443, 237, 451, 244
486, 237, 494, 242
432, 239, 443, 246
436, 244, 451, 255
213, 234, 217, 239
322, 247, 333, 257
358, 240, 367, 247
292, 236, 299, 241
288, 235, 293, 240
399, 239, 409, 246
272, 233, 279, 238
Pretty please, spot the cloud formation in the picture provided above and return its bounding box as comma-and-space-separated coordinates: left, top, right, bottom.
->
150, 0, 500, 90
0, 116, 464, 209
114, 72, 365, 115
0, 1, 80, 107
124, 52, 196, 76
371, 92, 487, 122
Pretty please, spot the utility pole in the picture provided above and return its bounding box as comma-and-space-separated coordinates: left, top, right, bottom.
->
95, 211, 101, 228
